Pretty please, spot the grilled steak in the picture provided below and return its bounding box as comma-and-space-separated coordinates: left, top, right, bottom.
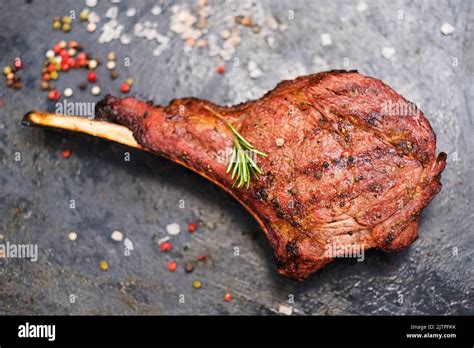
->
95, 70, 446, 280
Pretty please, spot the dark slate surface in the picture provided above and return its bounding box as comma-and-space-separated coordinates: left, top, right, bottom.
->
0, 0, 472, 315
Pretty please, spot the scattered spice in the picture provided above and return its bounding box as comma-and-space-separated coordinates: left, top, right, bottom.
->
120, 82, 130, 94
160, 241, 172, 252
91, 85, 101, 96
61, 149, 72, 158
47, 89, 61, 101
80, 9, 90, 22
224, 293, 233, 302
216, 65, 225, 74
106, 61, 116, 70
185, 262, 194, 273
87, 71, 97, 83
111, 230, 123, 242
3, 59, 23, 90
87, 22, 97, 33
197, 255, 207, 262
40, 81, 49, 90
107, 51, 116, 61
193, 280, 202, 289
187, 223, 197, 233
68, 232, 77, 241
99, 260, 109, 271
167, 260, 177, 272
166, 223, 181, 236
64, 88, 73, 98
110, 71, 119, 80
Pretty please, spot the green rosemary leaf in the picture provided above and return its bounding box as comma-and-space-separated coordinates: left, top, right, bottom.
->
203, 105, 266, 189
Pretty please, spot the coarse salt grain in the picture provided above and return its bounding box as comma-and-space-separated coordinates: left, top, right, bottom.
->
320, 33, 332, 46
88, 11, 100, 24
151, 5, 162, 15
440, 22, 455, 35
111, 230, 123, 242
166, 223, 181, 236
278, 304, 293, 315
120, 34, 132, 45
105, 6, 118, 20
126, 8, 136, 17
382, 46, 396, 59
356, 2, 368, 12
85, 0, 97, 8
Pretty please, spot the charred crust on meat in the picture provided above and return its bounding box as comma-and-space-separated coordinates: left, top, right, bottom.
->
255, 187, 268, 201
384, 231, 396, 245
286, 240, 298, 258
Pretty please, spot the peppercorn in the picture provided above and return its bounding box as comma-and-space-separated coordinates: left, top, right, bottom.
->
110, 71, 119, 79
62, 23, 71, 32
3, 66, 12, 75
168, 260, 177, 272
106, 61, 116, 70
193, 280, 202, 289
88, 59, 98, 69
120, 82, 130, 94
79, 9, 89, 21
61, 149, 72, 158
216, 65, 225, 74
49, 70, 58, 80
99, 260, 109, 271
43, 74, 52, 82
78, 82, 87, 91
185, 262, 194, 273
40, 81, 49, 90
64, 88, 73, 98
160, 241, 172, 252
224, 293, 233, 302
107, 51, 116, 61
187, 223, 197, 233
91, 85, 101, 96
87, 71, 97, 83
87, 22, 96, 32
47, 89, 61, 100
12, 81, 22, 90
53, 20, 61, 30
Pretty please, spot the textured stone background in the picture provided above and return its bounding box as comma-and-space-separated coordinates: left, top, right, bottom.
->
0, 0, 472, 315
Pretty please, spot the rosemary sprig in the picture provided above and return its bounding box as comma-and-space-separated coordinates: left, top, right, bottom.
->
204, 106, 267, 188
225, 122, 267, 188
